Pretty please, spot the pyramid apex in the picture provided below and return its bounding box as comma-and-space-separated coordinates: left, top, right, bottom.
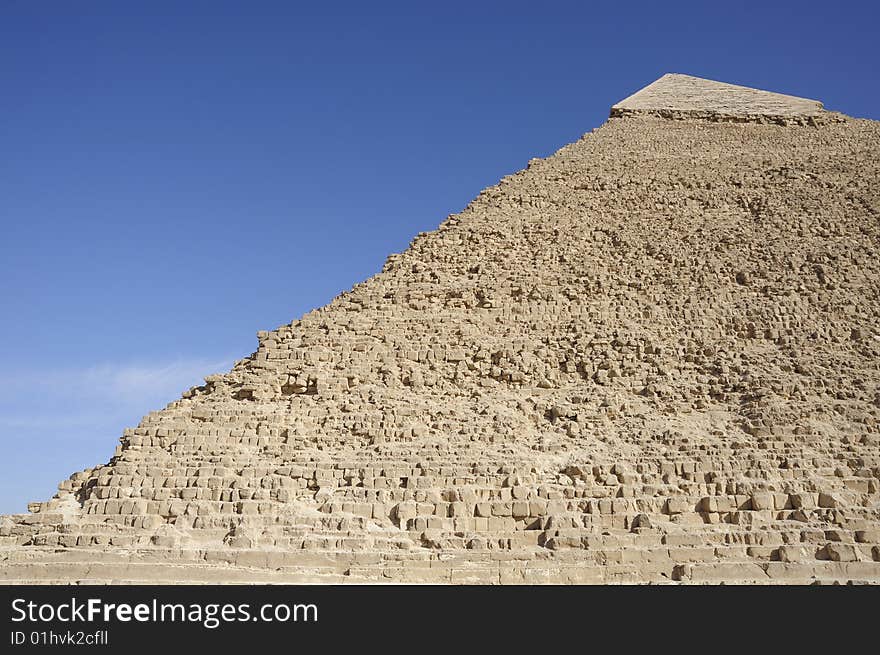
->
611, 73, 826, 122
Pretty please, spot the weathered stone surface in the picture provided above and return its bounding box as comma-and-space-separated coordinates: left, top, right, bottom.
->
1, 73, 879, 584
611, 73, 833, 124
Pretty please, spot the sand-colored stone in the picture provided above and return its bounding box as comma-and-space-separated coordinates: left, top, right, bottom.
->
1, 74, 879, 584
611, 73, 835, 124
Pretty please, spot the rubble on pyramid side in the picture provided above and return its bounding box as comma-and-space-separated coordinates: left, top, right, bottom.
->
1, 74, 879, 584
611, 73, 838, 124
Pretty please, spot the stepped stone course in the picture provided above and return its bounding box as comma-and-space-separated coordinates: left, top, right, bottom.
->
2, 74, 879, 584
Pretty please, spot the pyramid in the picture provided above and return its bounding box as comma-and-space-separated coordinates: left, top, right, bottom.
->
2, 74, 879, 584
611, 73, 833, 124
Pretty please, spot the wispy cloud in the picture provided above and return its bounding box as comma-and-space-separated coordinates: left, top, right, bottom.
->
0, 356, 235, 513
0, 357, 234, 408
76, 358, 234, 402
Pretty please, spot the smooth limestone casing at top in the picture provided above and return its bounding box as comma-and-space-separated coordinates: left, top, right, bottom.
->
1, 74, 879, 584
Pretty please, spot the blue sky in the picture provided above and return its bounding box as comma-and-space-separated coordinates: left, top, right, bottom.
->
1, 1, 877, 513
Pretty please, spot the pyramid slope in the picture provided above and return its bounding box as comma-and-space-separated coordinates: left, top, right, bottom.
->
2, 75, 880, 584
612, 73, 827, 122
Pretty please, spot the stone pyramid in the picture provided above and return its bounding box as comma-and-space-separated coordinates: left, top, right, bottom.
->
611, 73, 828, 122
2, 74, 879, 584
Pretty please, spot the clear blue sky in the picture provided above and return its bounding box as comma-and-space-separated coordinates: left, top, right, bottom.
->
1, 1, 877, 514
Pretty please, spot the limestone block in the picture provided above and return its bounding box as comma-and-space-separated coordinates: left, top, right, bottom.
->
825, 543, 860, 562
750, 493, 774, 511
